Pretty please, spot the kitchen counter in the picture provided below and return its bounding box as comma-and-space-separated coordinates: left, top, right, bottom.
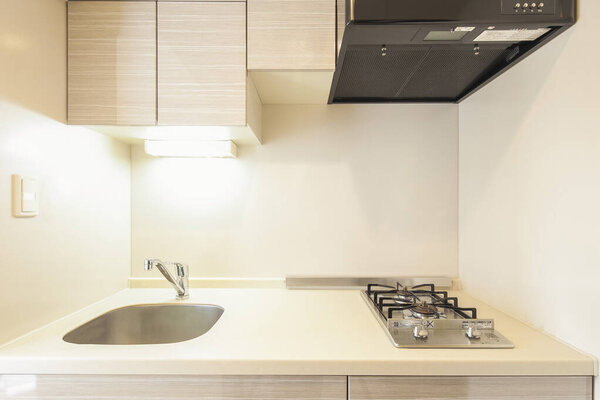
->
0, 288, 595, 376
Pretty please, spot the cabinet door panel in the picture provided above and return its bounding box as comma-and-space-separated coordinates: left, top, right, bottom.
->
68, 1, 156, 125
349, 376, 592, 400
158, 2, 246, 126
248, 0, 335, 70
1, 375, 347, 399
336, 0, 344, 57
159, 0, 238, 2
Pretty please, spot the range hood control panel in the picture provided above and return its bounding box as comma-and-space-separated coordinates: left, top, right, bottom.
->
502, 0, 555, 14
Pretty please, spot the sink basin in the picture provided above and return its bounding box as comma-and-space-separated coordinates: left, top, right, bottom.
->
63, 303, 224, 345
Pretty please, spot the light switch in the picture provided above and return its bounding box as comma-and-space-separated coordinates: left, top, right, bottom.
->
12, 175, 39, 217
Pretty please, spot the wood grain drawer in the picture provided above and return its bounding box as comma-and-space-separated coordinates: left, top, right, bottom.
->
1, 375, 347, 399
349, 376, 593, 400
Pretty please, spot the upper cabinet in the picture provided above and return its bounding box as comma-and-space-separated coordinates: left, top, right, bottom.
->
67, 1, 156, 125
67, 0, 338, 128
247, 0, 336, 70
158, 2, 246, 126
337, 0, 345, 57
68, 0, 249, 128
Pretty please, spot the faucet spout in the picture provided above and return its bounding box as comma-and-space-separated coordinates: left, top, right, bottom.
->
144, 259, 189, 299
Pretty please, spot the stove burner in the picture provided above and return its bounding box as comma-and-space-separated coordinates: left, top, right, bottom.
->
410, 302, 439, 318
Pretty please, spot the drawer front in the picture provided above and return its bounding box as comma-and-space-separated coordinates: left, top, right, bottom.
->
349, 376, 593, 400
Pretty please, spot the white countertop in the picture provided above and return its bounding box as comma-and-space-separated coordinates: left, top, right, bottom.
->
0, 288, 595, 376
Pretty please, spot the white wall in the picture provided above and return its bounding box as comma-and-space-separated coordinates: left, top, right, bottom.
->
459, 0, 599, 391
0, 0, 131, 345
132, 104, 458, 278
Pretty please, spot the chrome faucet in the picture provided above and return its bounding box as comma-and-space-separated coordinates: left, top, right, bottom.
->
144, 259, 189, 300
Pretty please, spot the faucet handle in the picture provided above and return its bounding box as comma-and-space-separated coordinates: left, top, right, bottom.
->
174, 263, 189, 300
144, 259, 155, 271
175, 263, 188, 277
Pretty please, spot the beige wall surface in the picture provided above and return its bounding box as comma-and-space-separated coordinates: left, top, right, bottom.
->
0, 0, 131, 345
131, 104, 458, 278
459, 0, 599, 394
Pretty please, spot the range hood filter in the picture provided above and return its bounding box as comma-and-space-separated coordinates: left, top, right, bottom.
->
335, 45, 512, 102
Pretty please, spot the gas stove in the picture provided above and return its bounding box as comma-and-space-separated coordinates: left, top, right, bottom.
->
363, 282, 514, 348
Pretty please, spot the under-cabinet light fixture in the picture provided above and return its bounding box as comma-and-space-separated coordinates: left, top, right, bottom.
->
144, 140, 237, 158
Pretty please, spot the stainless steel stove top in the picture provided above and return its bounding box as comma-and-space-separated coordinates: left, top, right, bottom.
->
363, 283, 514, 348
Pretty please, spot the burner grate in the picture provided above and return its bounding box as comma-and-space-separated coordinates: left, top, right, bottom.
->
367, 282, 477, 320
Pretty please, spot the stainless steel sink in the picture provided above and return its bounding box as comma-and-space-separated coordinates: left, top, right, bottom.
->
63, 304, 224, 345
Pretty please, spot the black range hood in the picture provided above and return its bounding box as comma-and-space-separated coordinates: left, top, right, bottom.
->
329, 0, 576, 103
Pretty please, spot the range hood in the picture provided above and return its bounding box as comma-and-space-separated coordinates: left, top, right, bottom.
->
329, 0, 576, 103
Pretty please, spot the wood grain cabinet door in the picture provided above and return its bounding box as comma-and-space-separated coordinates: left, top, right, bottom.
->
348, 376, 593, 400
0, 375, 347, 399
157, 2, 247, 126
68, 1, 157, 125
248, 0, 336, 70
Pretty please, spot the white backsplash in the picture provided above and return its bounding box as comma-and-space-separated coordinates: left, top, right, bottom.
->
131, 104, 459, 279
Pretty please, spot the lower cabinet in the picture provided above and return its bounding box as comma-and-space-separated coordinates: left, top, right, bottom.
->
0, 375, 347, 399
348, 376, 593, 400
1, 375, 593, 399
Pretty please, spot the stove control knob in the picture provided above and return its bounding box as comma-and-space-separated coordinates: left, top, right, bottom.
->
413, 326, 429, 340
466, 325, 481, 340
